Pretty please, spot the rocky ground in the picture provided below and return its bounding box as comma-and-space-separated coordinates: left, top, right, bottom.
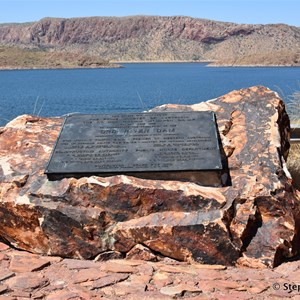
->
0, 242, 299, 299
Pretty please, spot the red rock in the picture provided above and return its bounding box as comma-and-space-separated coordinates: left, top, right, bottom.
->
156, 264, 197, 275
0, 297, 14, 300
275, 261, 300, 276
0, 254, 8, 261
10, 290, 31, 298
101, 261, 136, 273
45, 290, 81, 300
285, 269, 300, 282
225, 268, 264, 281
0, 243, 9, 251
198, 279, 242, 293
91, 273, 129, 289
126, 244, 157, 261
193, 263, 227, 270
102, 280, 146, 297
6, 273, 49, 292
236, 256, 269, 269
9, 254, 50, 272
129, 274, 151, 285
0, 284, 8, 294
246, 281, 270, 294
108, 259, 144, 266
72, 269, 107, 284
0, 86, 299, 267
160, 284, 202, 296
62, 259, 102, 270
0, 270, 15, 281
152, 271, 173, 288
196, 269, 225, 281
113, 210, 240, 265
136, 264, 154, 276
208, 292, 253, 300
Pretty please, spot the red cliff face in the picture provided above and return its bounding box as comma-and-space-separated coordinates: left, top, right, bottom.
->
0, 16, 299, 61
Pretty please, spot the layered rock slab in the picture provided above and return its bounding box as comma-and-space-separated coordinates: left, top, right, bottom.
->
0, 86, 299, 267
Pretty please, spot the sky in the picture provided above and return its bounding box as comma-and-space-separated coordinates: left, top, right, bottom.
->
0, 0, 299, 26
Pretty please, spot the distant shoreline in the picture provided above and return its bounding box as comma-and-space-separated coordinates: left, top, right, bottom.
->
1, 61, 299, 70
111, 60, 209, 64
208, 64, 300, 67
0, 64, 121, 71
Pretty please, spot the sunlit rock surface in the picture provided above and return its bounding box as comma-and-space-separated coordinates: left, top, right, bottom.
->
0, 86, 299, 267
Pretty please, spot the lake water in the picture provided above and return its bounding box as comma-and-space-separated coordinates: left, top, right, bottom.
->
0, 63, 300, 126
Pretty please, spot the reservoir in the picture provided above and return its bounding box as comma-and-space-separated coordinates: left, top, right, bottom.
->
0, 63, 300, 126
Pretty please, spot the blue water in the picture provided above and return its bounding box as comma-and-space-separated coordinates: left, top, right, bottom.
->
0, 63, 300, 126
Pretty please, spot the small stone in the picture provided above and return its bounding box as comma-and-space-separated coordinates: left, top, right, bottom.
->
103, 281, 146, 296
261, 268, 284, 280
6, 273, 49, 292
0, 270, 15, 281
145, 284, 156, 292
210, 292, 253, 300
0, 284, 8, 294
92, 273, 129, 289
72, 269, 107, 284
0, 254, 8, 262
31, 290, 47, 299
199, 279, 243, 294
0, 243, 10, 251
152, 271, 173, 288
213, 280, 242, 291
225, 268, 264, 281
275, 261, 300, 276
160, 284, 202, 296
158, 264, 197, 275
63, 259, 102, 270
126, 244, 157, 261
129, 274, 151, 285
247, 281, 270, 294
198, 280, 216, 293
11, 290, 31, 298
109, 259, 144, 266
46, 256, 63, 263
285, 269, 300, 282
236, 257, 268, 269
45, 290, 81, 300
9, 255, 50, 272
0, 296, 14, 300
193, 263, 227, 270
101, 262, 136, 273
136, 264, 154, 276
196, 269, 224, 281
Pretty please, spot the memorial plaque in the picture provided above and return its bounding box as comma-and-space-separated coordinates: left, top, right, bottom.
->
45, 112, 224, 186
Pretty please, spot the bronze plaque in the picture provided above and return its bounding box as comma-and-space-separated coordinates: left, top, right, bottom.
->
45, 112, 223, 185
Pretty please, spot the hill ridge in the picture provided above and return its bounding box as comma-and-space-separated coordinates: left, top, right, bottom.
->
0, 16, 299, 65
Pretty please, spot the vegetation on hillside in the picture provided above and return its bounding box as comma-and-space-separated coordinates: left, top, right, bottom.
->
209, 51, 300, 66
0, 46, 117, 69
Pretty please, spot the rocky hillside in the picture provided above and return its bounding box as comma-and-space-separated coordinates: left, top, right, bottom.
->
0, 46, 117, 69
209, 51, 300, 67
0, 16, 300, 64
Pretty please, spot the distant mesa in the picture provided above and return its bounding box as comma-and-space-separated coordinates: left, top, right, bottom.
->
0, 16, 300, 67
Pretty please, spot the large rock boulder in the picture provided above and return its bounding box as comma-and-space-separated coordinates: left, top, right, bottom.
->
0, 86, 299, 267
